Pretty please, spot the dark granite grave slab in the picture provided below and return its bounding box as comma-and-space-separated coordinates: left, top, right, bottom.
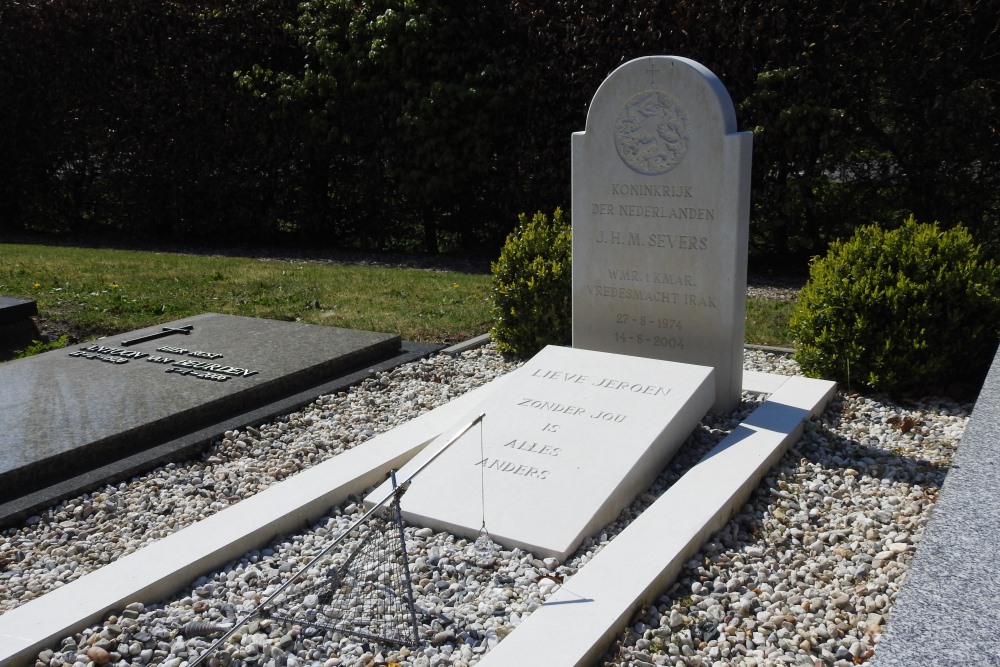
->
0, 296, 38, 325
0, 314, 402, 506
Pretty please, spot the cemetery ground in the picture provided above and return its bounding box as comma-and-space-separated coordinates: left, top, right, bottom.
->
3, 48, 993, 666
0, 341, 970, 667
0, 242, 972, 666
0, 243, 496, 357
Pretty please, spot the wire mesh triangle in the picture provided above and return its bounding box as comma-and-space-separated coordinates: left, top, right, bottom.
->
260, 495, 421, 648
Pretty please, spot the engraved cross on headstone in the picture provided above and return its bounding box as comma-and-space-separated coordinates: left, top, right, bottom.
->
646, 60, 659, 84
120, 325, 194, 347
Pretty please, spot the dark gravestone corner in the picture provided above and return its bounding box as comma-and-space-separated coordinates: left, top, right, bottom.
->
0, 296, 40, 360
0, 313, 440, 526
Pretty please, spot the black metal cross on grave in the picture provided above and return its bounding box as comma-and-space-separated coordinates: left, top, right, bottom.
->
120, 325, 194, 347
647, 60, 659, 84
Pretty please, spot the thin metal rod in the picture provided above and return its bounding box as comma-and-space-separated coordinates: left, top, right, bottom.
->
190, 483, 399, 666
390, 469, 422, 647
397, 412, 485, 489
188, 411, 485, 666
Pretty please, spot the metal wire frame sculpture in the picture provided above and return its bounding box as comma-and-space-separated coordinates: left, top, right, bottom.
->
186, 413, 485, 667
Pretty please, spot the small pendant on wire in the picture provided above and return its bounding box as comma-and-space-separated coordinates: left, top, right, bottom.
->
473, 526, 499, 567
472, 415, 499, 567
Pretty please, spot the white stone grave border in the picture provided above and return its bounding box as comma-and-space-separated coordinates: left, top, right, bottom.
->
478, 373, 836, 666
0, 367, 834, 667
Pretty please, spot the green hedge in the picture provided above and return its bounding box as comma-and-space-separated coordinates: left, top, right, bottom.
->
490, 209, 572, 357
2, 1, 997, 262
791, 216, 1000, 395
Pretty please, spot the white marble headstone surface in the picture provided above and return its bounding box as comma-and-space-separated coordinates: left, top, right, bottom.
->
366, 345, 713, 560
571, 55, 751, 412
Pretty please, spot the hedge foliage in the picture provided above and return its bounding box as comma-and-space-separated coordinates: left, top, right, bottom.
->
0, 0, 301, 242
490, 209, 572, 357
1, 0, 997, 264
790, 217, 1000, 394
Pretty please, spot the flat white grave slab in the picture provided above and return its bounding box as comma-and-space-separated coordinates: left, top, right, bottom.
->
478, 374, 838, 666
366, 345, 713, 560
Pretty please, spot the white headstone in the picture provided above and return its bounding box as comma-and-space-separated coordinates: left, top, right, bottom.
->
366, 345, 713, 561
571, 56, 752, 412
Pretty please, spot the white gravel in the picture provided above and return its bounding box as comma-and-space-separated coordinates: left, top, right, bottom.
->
1, 344, 970, 667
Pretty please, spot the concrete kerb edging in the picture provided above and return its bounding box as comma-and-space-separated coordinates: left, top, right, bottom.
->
869, 347, 1000, 667
439, 333, 493, 357
744, 342, 795, 355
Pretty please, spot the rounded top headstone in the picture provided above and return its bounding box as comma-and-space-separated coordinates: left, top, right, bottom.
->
571, 55, 751, 413
585, 56, 738, 144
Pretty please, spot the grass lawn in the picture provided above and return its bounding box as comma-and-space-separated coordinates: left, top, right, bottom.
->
745, 298, 796, 348
0, 243, 795, 354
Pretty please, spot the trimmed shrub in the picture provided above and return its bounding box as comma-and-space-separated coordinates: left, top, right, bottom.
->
489, 209, 572, 357
790, 216, 1000, 395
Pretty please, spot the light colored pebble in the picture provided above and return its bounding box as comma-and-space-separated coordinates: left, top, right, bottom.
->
2, 344, 967, 667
